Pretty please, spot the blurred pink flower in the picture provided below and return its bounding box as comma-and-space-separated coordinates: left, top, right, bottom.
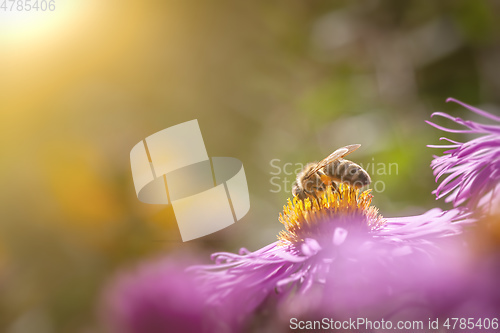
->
102, 257, 212, 333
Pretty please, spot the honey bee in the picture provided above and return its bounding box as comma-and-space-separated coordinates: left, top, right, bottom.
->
292, 144, 371, 201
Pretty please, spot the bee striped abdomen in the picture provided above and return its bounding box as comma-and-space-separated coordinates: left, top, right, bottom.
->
324, 159, 370, 187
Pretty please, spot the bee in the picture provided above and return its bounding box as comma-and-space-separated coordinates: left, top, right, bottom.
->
292, 144, 371, 201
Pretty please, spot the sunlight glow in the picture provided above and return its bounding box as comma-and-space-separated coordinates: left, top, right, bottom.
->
0, 1, 86, 45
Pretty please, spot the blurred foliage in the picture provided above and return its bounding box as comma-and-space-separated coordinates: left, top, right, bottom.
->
1, 0, 500, 331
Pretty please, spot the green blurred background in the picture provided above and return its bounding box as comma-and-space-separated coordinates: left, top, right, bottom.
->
1, 0, 500, 331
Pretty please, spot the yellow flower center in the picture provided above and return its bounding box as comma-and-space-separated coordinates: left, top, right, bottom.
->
278, 184, 385, 245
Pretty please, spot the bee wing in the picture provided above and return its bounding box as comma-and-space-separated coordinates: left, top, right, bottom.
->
303, 144, 361, 179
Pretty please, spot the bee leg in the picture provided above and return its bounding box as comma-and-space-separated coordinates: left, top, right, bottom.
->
298, 191, 307, 201
319, 172, 331, 187
330, 181, 339, 193
306, 190, 319, 203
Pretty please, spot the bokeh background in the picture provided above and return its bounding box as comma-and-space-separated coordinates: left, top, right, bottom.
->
1, 0, 500, 331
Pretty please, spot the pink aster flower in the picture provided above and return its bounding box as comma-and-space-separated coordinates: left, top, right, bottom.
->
427, 98, 500, 214
191, 186, 472, 330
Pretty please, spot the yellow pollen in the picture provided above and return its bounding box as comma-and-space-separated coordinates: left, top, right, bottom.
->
277, 184, 385, 245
